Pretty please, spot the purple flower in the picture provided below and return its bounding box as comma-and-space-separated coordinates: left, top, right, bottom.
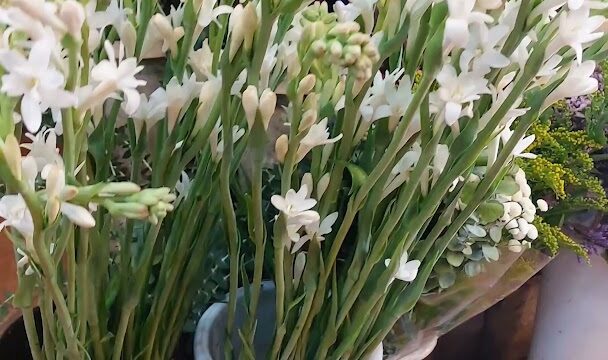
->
567, 95, 592, 118
592, 67, 604, 92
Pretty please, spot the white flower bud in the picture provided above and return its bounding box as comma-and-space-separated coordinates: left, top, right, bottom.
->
228, 3, 258, 61
517, 218, 529, 235
317, 173, 331, 199
120, 21, 138, 58
0, 134, 22, 180
505, 219, 518, 230
242, 85, 259, 130
299, 109, 317, 132
259, 89, 277, 130
275, 134, 289, 163
59, 0, 85, 40
298, 75, 317, 97
302, 173, 313, 194
527, 225, 538, 240
537, 199, 549, 212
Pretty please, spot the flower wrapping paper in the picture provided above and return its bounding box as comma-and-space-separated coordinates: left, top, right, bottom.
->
384, 248, 552, 358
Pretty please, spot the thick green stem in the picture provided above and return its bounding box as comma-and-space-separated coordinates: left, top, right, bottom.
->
23, 308, 44, 360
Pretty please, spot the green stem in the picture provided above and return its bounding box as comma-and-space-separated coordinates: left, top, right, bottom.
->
23, 308, 44, 360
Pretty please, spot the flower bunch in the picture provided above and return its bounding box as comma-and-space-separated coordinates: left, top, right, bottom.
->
0, 1, 606, 360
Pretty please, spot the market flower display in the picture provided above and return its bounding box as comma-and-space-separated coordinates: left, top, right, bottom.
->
0, 0, 606, 359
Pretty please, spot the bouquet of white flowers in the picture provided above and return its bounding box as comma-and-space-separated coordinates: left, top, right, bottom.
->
0, 0, 606, 359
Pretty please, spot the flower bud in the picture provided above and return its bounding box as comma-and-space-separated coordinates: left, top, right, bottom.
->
302, 173, 313, 193
120, 21, 138, 58
101, 182, 142, 196
60, 0, 85, 40
317, 173, 330, 199
242, 85, 259, 130
297, 75, 316, 97
228, 3, 258, 61
275, 134, 289, 163
259, 89, 277, 130
0, 134, 22, 180
299, 109, 317, 131
310, 40, 326, 56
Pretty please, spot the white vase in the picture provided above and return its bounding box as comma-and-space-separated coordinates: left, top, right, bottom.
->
529, 251, 608, 360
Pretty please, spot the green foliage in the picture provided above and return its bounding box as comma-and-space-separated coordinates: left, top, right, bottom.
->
522, 61, 608, 257
533, 217, 589, 261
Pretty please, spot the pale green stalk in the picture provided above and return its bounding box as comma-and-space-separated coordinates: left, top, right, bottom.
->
22, 308, 43, 360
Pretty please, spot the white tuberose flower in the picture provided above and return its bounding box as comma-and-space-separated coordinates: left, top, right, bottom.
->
0, 39, 77, 132
548, 7, 605, 64
271, 184, 320, 226
334, 0, 378, 33
83, 41, 146, 115
130, 87, 168, 139
291, 212, 339, 253
42, 164, 95, 228
444, 0, 494, 50
543, 60, 598, 109
0, 194, 34, 239
431, 64, 491, 126
197, 0, 233, 29
296, 118, 343, 162
385, 252, 421, 283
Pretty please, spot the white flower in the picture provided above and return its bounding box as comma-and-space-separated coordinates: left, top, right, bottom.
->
0, 194, 34, 239
130, 87, 168, 139
460, 24, 511, 73
0, 5, 47, 40
86, 0, 128, 31
431, 64, 491, 126
548, 7, 605, 64
334, 0, 378, 33
385, 252, 421, 283
166, 74, 202, 132
432, 144, 450, 185
383, 143, 422, 198
151, 13, 185, 56
21, 128, 62, 169
296, 118, 343, 162
291, 212, 339, 253
197, 0, 233, 29
444, 0, 494, 50
84, 41, 145, 115
543, 60, 598, 109
210, 123, 245, 161
0, 38, 77, 132
188, 40, 214, 80
10, 0, 66, 34
175, 171, 191, 206
271, 184, 320, 227
500, 126, 537, 159
42, 164, 95, 228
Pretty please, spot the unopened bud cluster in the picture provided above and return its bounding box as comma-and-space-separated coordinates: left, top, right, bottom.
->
101, 187, 176, 225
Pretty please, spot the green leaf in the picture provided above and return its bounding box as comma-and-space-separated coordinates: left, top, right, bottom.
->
460, 179, 479, 205
438, 270, 456, 289
345, 163, 368, 195
446, 252, 465, 267
464, 261, 482, 277
13, 276, 36, 308
496, 177, 519, 196
481, 244, 500, 261
478, 201, 504, 224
